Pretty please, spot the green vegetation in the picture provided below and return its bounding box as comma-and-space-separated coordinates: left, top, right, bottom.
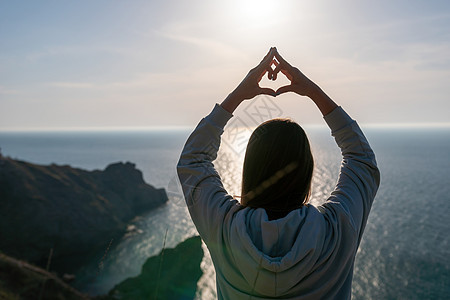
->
104, 236, 204, 300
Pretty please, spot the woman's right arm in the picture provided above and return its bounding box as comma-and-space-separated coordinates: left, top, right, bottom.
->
273, 49, 380, 242
321, 106, 380, 244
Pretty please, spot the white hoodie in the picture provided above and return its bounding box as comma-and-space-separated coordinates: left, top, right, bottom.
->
177, 104, 380, 299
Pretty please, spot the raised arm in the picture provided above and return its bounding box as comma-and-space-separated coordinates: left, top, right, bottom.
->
178, 48, 278, 243
272, 48, 380, 241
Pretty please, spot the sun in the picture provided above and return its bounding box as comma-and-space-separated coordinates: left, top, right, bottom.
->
239, 0, 272, 18
233, 0, 275, 28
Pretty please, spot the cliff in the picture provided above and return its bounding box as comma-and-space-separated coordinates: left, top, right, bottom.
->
0, 157, 168, 274
0, 236, 204, 300
0, 252, 90, 300
103, 236, 204, 300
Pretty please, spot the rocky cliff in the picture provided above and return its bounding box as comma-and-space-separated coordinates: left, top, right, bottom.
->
0, 252, 90, 300
0, 236, 204, 300
0, 157, 168, 274
104, 236, 204, 300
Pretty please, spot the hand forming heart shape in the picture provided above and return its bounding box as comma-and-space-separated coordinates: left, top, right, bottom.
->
266, 48, 319, 97
221, 47, 338, 115
230, 47, 318, 103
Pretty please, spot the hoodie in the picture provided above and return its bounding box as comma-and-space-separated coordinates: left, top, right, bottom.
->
177, 104, 380, 299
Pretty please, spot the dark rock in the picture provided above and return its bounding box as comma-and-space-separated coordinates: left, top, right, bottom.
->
0, 158, 168, 274
0, 252, 90, 299
102, 236, 204, 300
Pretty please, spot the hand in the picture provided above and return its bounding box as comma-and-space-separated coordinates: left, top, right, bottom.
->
271, 48, 318, 97
272, 48, 338, 115
232, 47, 278, 100
221, 47, 277, 113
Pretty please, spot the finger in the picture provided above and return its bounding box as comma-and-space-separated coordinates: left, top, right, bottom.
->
271, 58, 279, 78
259, 87, 277, 97
273, 48, 290, 67
275, 54, 294, 81
272, 63, 293, 81
273, 50, 295, 81
273, 70, 277, 81
267, 60, 276, 80
259, 56, 276, 82
271, 59, 279, 81
257, 47, 276, 72
267, 67, 273, 80
263, 47, 274, 60
257, 69, 268, 82
258, 47, 273, 67
275, 85, 294, 95
272, 63, 283, 76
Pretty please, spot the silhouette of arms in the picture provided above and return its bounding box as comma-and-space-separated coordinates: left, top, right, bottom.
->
220, 47, 277, 113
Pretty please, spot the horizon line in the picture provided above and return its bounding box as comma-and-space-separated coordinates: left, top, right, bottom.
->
1, 122, 450, 132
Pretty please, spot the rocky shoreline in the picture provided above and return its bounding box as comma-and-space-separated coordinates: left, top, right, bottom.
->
0, 236, 204, 299
0, 156, 168, 275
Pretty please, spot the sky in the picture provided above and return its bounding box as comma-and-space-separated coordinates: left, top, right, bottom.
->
1, 0, 450, 130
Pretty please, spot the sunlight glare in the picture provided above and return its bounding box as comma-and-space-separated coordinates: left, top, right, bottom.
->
240, 0, 272, 18
233, 0, 276, 28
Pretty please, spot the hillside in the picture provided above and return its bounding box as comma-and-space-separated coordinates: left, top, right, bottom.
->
0, 156, 168, 274
104, 236, 204, 300
0, 236, 204, 300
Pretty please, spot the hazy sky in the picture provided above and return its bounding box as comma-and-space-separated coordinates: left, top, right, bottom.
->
1, 0, 449, 130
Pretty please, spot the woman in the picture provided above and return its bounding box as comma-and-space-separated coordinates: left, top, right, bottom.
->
177, 47, 380, 299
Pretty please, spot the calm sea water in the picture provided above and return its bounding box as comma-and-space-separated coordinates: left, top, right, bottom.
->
0, 126, 449, 299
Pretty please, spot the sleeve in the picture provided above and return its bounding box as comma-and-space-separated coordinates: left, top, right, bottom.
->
177, 103, 240, 243
320, 106, 381, 244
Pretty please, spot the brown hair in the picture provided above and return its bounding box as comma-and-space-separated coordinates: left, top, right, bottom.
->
240, 118, 314, 220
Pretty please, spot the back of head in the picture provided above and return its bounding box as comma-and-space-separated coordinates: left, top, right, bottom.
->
241, 118, 314, 219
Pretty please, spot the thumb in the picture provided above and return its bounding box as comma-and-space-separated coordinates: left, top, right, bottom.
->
259, 87, 277, 97
276, 85, 294, 95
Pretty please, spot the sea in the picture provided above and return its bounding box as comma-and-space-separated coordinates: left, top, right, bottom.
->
0, 125, 449, 299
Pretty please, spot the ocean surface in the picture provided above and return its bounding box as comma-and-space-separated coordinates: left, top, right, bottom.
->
0, 126, 449, 299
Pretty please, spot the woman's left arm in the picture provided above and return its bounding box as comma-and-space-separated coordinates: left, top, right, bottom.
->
177, 103, 237, 243
177, 48, 276, 242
